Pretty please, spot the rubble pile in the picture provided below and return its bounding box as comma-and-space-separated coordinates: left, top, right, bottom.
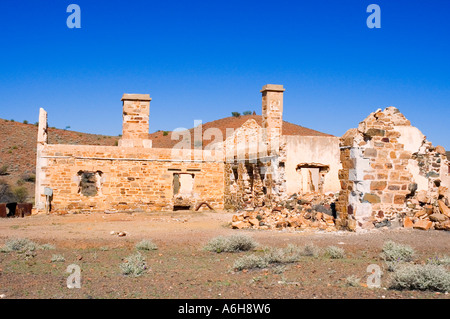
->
231, 193, 338, 231
404, 186, 450, 231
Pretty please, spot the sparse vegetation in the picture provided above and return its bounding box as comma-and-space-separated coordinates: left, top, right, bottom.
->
426, 255, 450, 266
346, 275, 361, 287
23, 120, 28, 124
299, 243, 321, 257
135, 239, 158, 251
231, 112, 241, 117
22, 173, 36, 183
233, 245, 304, 271
204, 235, 258, 253
2, 238, 39, 252
324, 246, 345, 259
381, 241, 415, 262
242, 111, 252, 115
0, 165, 8, 176
120, 252, 148, 277
163, 131, 169, 136
389, 264, 450, 292
12, 186, 28, 203
40, 244, 56, 250
51, 254, 65, 263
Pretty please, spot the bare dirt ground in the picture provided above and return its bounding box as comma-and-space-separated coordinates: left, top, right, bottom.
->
0, 210, 449, 299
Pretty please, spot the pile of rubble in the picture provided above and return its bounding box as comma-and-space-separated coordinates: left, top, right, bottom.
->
231, 193, 337, 231
404, 186, 450, 231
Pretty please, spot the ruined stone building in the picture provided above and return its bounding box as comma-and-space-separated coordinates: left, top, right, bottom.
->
34, 85, 340, 213
34, 85, 450, 231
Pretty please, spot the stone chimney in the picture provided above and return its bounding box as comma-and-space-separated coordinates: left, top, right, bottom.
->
119, 93, 152, 148
261, 84, 285, 153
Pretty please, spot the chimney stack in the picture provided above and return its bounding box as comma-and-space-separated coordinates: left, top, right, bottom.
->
119, 93, 152, 148
261, 84, 285, 153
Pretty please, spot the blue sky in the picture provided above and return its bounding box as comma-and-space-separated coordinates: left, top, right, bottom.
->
0, 0, 449, 149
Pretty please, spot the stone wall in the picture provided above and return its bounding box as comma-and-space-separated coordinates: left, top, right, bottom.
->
336, 107, 450, 230
37, 144, 225, 212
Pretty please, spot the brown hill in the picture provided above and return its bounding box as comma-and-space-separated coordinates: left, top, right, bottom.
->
0, 119, 119, 203
149, 114, 333, 149
0, 115, 331, 203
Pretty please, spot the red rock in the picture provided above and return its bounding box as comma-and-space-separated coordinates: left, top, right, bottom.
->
403, 217, 413, 228
248, 218, 259, 226
231, 221, 249, 229
438, 200, 450, 218
413, 219, 432, 230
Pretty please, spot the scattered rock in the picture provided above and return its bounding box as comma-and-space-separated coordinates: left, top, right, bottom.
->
413, 219, 433, 230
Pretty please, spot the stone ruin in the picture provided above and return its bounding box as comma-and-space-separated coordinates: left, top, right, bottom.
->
32, 84, 450, 232
232, 106, 450, 232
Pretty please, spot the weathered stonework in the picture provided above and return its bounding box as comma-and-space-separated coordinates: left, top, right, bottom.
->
336, 107, 450, 230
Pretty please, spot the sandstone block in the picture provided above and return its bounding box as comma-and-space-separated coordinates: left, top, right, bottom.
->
403, 216, 413, 228
413, 219, 432, 230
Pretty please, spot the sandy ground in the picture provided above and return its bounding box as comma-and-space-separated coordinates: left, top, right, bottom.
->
0, 211, 449, 299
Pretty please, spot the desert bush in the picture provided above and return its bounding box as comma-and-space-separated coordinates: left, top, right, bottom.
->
233, 254, 269, 271
264, 245, 303, 264
346, 275, 361, 287
23, 120, 28, 124
231, 112, 241, 117
22, 174, 36, 183
0, 165, 8, 176
389, 264, 450, 292
51, 254, 65, 263
242, 111, 252, 115
0, 180, 15, 203
300, 243, 321, 257
3, 238, 39, 252
233, 245, 303, 271
12, 186, 28, 203
135, 239, 158, 251
120, 252, 148, 277
163, 131, 169, 136
324, 246, 346, 259
39, 244, 56, 250
204, 235, 258, 253
426, 255, 450, 266
381, 241, 415, 262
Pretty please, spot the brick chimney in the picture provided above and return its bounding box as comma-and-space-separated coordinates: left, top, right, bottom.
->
119, 94, 152, 148
261, 84, 285, 153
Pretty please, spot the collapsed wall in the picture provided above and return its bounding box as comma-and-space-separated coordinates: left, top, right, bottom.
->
336, 107, 450, 231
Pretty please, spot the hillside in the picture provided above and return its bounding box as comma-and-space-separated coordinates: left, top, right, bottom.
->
148, 114, 333, 149
0, 115, 332, 204
0, 119, 120, 203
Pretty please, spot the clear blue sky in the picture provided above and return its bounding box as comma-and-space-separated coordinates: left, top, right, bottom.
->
0, 0, 449, 149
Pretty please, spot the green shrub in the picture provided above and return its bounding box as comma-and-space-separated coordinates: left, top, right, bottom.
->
231, 112, 241, 118
12, 186, 28, 203
389, 264, 450, 292
23, 120, 28, 124
163, 131, 169, 136
381, 241, 415, 262
204, 235, 258, 253
242, 111, 252, 115
135, 239, 158, 251
120, 253, 148, 277
324, 246, 345, 259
